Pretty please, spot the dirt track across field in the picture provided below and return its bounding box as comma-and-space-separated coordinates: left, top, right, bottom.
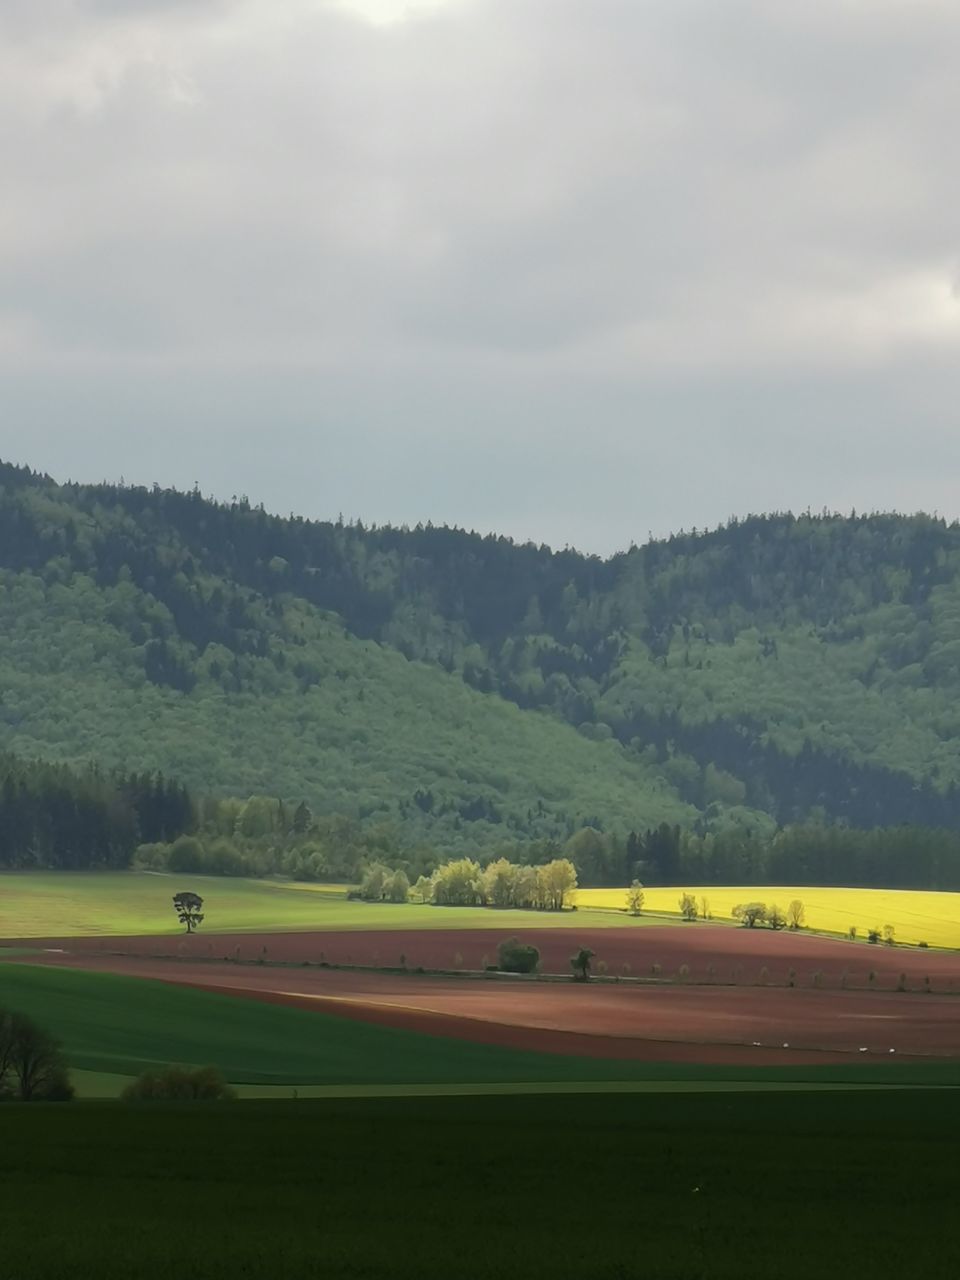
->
13, 948, 960, 1066
14, 924, 960, 989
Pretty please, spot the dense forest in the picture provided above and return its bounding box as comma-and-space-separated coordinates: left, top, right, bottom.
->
1, 460, 959, 874
3, 752, 960, 891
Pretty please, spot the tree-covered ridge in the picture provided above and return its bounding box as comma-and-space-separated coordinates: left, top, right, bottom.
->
1, 459, 959, 838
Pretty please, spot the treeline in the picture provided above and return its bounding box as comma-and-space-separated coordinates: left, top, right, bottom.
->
4, 745, 960, 893
358, 856, 578, 911
0, 755, 193, 870
134, 799, 960, 892
634, 823, 960, 893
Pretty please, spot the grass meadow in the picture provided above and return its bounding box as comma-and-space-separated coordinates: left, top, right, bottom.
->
578, 884, 960, 948
0, 871, 668, 938
1, 1092, 959, 1279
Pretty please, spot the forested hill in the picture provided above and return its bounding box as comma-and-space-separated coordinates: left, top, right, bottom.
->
1, 458, 959, 847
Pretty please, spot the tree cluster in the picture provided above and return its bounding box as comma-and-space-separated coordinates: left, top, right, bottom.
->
361, 855, 578, 911
0, 754, 193, 870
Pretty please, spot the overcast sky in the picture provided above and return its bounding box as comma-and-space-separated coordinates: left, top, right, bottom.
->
1, 0, 958, 553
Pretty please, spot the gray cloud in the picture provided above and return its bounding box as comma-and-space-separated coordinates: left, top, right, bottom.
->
1, 0, 958, 552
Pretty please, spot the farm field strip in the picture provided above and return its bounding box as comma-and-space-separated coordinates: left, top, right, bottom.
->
13, 952, 960, 1063
67, 1069, 935, 1099
578, 885, 960, 948
28, 922, 960, 988
0, 871, 666, 938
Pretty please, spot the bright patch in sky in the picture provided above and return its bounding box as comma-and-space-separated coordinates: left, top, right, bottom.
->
330, 0, 463, 25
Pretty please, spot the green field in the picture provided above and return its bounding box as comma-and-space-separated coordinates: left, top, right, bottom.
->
1, 1092, 959, 1279
0, 870, 671, 938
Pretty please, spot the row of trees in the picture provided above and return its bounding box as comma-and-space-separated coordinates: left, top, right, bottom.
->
0, 755, 193, 870
137, 812, 960, 895
360, 856, 579, 911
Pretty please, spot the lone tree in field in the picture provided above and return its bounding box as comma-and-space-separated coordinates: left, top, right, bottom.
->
173, 891, 204, 933
626, 881, 645, 916
787, 900, 806, 930
678, 892, 698, 922
0, 1008, 73, 1101
571, 946, 595, 982
733, 902, 767, 929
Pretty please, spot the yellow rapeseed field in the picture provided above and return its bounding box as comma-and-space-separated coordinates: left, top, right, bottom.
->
575, 885, 960, 948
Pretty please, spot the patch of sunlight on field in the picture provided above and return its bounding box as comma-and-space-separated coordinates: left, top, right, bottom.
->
0, 872, 650, 938
576, 886, 960, 948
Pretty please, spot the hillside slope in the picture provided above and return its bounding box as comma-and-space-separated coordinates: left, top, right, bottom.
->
1, 459, 958, 839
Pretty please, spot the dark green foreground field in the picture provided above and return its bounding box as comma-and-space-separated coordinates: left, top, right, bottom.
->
1, 1092, 959, 1280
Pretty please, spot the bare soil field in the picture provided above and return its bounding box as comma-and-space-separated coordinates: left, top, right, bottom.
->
14, 949, 960, 1066
17, 924, 960, 989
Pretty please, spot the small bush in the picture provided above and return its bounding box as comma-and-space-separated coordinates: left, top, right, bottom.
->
918, 941, 929, 949
867, 929, 881, 945
497, 937, 540, 974
121, 1065, 236, 1102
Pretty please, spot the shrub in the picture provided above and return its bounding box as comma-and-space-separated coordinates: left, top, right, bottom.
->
121, 1065, 236, 1102
918, 940, 929, 949
496, 937, 540, 975
867, 929, 881, 945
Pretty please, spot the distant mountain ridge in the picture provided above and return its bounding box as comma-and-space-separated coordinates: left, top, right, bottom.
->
0, 458, 958, 845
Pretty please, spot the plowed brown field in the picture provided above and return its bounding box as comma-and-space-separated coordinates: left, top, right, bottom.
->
15, 947, 960, 1066
18, 924, 960, 988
